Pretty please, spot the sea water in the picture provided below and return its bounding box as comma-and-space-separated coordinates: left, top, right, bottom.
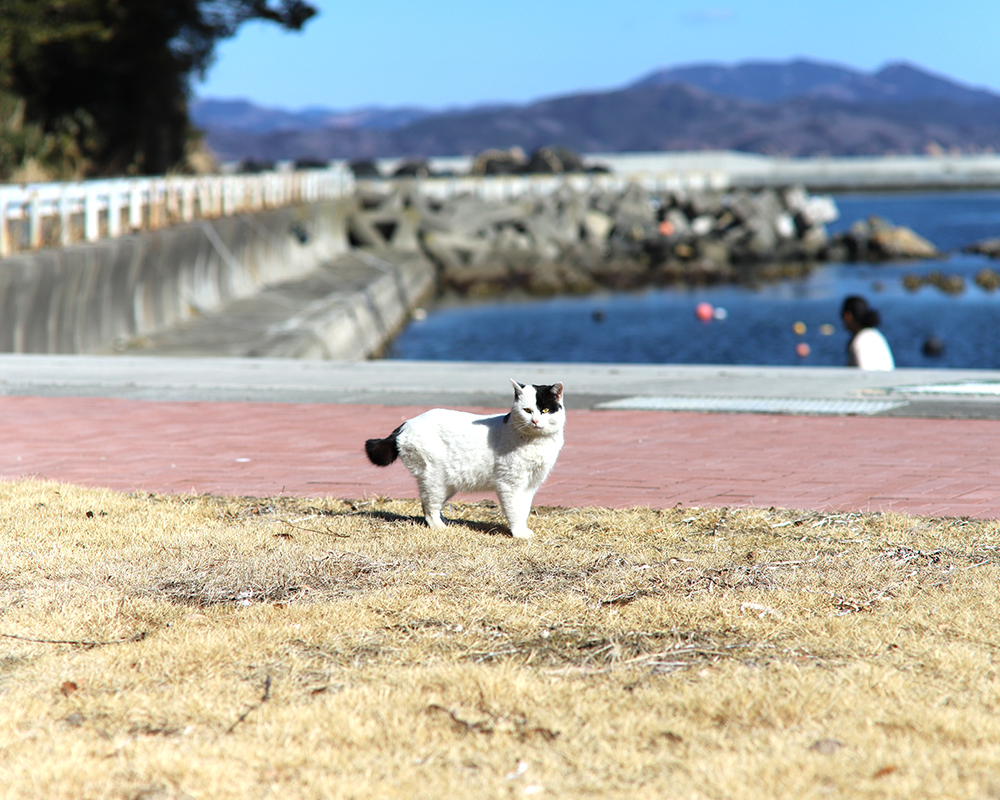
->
388, 191, 1000, 369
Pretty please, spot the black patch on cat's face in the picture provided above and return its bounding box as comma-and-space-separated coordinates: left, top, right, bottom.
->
532, 383, 563, 415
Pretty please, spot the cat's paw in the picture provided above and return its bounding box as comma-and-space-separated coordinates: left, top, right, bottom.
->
425, 515, 447, 529
511, 527, 534, 539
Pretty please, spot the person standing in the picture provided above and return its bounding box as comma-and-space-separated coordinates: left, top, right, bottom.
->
841, 295, 895, 370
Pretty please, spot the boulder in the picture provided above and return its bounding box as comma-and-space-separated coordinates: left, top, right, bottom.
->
964, 238, 1000, 258
834, 216, 939, 261
868, 225, 939, 260
392, 160, 433, 178
472, 147, 527, 175
348, 159, 381, 179
583, 209, 614, 242
524, 146, 586, 174
783, 186, 839, 229
975, 268, 1000, 290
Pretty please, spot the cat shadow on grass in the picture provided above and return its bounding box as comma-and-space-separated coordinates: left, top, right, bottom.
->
351, 508, 513, 537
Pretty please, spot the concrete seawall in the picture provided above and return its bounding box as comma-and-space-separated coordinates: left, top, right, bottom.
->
0, 198, 432, 358
120, 249, 436, 360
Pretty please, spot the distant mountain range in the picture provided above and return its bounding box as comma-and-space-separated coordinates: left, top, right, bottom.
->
193, 59, 1000, 163
631, 60, 1000, 105
191, 99, 432, 135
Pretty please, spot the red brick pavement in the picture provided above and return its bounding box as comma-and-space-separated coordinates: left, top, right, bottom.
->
1, 395, 998, 518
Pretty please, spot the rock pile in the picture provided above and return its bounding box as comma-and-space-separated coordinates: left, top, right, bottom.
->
349, 146, 609, 181
901, 266, 1000, 295
415, 183, 842, 296
346, 179, 950, 298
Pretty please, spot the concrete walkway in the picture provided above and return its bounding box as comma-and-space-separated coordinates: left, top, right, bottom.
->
2, 355, 999, 519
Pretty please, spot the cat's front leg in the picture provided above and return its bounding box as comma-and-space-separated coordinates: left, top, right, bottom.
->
497, 487, 535, 539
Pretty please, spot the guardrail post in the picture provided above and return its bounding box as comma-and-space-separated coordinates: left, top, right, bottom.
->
28, 190, 42, 249
181, 179, 194, 222
59, 187, 72, 246
0, 189, 9, 258
253, 175, 263, 210
85, 185, 100, 242
220, 177, 228, 216
108, 182, 122, 238
148, 179, 161, 229
128, 182, 142, 230
166, 181, 179, 223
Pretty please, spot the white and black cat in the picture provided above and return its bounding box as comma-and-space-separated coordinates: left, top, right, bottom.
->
365, 380, 565, 538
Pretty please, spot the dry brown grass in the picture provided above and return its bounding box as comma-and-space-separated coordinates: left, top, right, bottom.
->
1, 479, 1000, 799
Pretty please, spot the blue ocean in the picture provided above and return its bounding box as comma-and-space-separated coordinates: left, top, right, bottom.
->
388, 191, 1000, 369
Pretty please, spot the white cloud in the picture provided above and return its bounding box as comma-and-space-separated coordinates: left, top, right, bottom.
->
682, 7, 737, 24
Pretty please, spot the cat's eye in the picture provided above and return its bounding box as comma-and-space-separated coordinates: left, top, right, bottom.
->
540, 408, 550, 414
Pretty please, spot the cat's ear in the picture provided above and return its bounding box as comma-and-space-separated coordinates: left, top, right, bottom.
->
551, 382, 564, 402
511, 378, 524, 396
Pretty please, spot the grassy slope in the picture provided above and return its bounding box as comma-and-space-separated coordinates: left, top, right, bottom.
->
0, 479, 998, 799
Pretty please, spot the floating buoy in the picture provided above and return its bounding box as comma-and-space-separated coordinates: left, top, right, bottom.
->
923, 335, 945, 357
796, 342, 811, 358
819, 324, 835, 336
411, 307, 428, 321
713, 306, 728, 321
695, 302, 714, 322
793, 321, 807, 336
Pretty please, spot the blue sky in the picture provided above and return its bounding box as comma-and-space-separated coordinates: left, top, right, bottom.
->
196, 1, 1000, 110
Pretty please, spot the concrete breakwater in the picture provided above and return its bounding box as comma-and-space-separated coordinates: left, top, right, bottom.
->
0, 200, 353, 355
120, 248, 435, 359
351, 179, 934, 299
378, 151, 1000, 193
0, 196, 432, 360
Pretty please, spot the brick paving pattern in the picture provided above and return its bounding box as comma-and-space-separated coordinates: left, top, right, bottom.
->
1, 395, 998, 519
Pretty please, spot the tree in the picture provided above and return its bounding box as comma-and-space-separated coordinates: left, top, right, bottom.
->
0, 0, 317, 178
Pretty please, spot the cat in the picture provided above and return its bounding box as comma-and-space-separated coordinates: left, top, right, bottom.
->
365, 379, 565, 539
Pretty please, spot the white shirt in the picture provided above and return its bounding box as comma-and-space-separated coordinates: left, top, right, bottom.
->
849, 328, 895, 371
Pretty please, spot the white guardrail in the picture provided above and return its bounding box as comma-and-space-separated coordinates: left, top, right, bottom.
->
0, 165, 354, 257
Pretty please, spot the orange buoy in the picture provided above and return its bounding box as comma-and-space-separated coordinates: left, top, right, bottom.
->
695, 302, 714, 322
796, 342, 811, 358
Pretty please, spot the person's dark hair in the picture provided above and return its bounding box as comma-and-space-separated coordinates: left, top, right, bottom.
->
841, 295, 881, 328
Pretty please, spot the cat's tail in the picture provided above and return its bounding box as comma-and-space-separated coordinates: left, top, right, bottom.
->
365, 424, 403, 467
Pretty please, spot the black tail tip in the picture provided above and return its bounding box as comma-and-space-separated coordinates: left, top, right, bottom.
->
365, 436, 398, 467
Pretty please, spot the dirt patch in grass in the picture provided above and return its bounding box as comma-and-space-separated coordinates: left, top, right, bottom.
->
1, 480, 999, 798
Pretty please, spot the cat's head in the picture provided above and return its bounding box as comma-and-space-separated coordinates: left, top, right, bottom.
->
509, 379, 565, 436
